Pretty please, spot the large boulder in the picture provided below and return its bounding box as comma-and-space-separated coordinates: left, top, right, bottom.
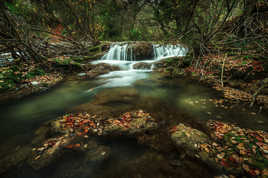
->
132, 42, 154, 60
171, 122, 268, 177
170, 124, 223, 171
51, 110, 158, 137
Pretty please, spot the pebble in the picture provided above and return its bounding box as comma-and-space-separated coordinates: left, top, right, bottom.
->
207, 112, 212, 115
84, 135, 89, 138
101, 152, 106, 156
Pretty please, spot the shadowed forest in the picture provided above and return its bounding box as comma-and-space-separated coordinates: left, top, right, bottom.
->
0, 0, 268, 178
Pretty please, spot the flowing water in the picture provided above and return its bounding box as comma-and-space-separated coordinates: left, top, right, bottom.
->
0, 44, 267, 178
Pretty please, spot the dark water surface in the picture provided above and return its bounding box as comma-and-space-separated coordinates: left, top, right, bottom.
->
0, 71, 267, 178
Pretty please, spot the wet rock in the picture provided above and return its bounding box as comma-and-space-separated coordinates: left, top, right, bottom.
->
28, 136, 74, 170
0, 146, 32, 175
85, 63, 120, 79
153, 57, 183, 70
170, 124, 209, 157
50, 110, 158, 138
133, 62, 152, 70
102, 110, 158, 136
170, 124, 224, 172
27, 110, 157, 171
132, 42, 154, 60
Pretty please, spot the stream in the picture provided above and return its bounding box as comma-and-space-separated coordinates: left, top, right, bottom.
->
0, 44, 267, 178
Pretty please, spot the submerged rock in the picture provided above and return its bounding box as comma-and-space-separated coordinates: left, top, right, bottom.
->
26, 110, 157, 171
133, 62, 152, 70
51, 110, 158, 137
84, 144, 110, 162
102, 110, 158, 136
85, 63, 120, 79
92, 88, 139, 105
28, 136, 111, 170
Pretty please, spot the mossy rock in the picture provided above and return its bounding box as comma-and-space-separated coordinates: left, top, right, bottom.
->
132, 42, 154, 60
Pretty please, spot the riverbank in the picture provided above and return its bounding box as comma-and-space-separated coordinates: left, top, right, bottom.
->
152, 54, 268, 111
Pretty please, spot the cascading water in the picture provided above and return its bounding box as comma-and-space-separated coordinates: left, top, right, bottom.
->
153, 44, 187, 60
92, 43, 188, 88
94, 43, 187, 68
101, 44, 135, 61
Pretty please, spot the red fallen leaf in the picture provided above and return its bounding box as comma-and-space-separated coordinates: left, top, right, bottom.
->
64, 144, 74, 149
249, 169, 256, 176
256, 136, 263, 142
84, 126, 90, 130
77, 132, 83, 136
66, 123, 73, 127
82, 120, 90, 124
169, 126, 178, 133
220, 160, 229, 167
84, 129, 89, 133
74, 144, 81, 148
229, 156, 235, 162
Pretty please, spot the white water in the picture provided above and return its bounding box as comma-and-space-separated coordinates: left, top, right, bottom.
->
91, 43, 187, 88
92, 43, 187, 70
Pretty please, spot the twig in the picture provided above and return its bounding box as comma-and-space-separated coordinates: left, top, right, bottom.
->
221, 54, 226, 87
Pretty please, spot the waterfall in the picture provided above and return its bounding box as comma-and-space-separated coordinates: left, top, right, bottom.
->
91, 43, 187, 88
101, 43, 186, 62
153, 44, 187, 60
92, 43, 187, 71
101, 44, 134, 61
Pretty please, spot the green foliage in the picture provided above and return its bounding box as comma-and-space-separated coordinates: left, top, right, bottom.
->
25, 68, 45, 79
0, 65, 46, 92
129, 28, 143, 41
0, 66, 21, 91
